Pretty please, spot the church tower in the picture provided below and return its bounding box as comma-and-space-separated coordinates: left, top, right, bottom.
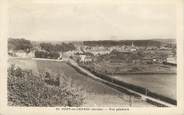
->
131, 42, 134, 47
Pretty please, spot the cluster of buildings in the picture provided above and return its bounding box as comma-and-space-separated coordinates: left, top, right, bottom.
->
8, 49, 35, 58
72, 42, 176, 65
82, 42, 138, 56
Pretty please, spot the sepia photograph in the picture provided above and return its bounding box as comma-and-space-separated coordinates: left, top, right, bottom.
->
0, 0, 184, 114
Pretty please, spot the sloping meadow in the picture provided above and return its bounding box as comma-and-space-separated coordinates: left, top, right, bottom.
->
7, 63, 85, 107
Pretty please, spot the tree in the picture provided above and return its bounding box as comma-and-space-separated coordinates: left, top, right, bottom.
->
61, 43, 76, 52
55, 44, 63, 52
40, 43, 55, 52
39, 42, 76, 52
35, 51, 49, 58
35, 50, 59, 59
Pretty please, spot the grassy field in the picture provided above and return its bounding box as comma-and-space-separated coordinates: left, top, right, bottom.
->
8, 58, 154, 107
81, 62, 176, 74
110, 74, 176, 100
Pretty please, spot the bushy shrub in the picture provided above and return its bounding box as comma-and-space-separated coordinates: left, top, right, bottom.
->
8, 65, 85, 107
48, 51, 60, 59
35, 50, 60, 59
8, 64, 25, 78
35, 50, 49, 58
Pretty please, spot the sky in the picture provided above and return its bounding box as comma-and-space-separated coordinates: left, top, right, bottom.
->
8, 0, 177, 41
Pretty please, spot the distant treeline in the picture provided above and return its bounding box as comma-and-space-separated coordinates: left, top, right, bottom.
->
40, 42, 76, 52
8, 38, 33, 52
8, 38, 76, 53
83, 40, 176, 47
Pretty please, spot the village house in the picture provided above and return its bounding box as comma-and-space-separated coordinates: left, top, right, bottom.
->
63, 50, 77, 57
146, 46, 158, 50
79, 55, 86, 62
160, 46, 168, 50
166, 57, 176, 64
79, 54, 93, 63
15, 50, 27, 58
57, 52, 63, 60
84, 46, 111, 56
84, 56, 93, 63
8, 50, 16, 57
18, 50, 35, 58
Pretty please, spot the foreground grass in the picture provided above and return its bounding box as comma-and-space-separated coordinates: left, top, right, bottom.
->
80, 62, 176, 74
8, 64, 85, 107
